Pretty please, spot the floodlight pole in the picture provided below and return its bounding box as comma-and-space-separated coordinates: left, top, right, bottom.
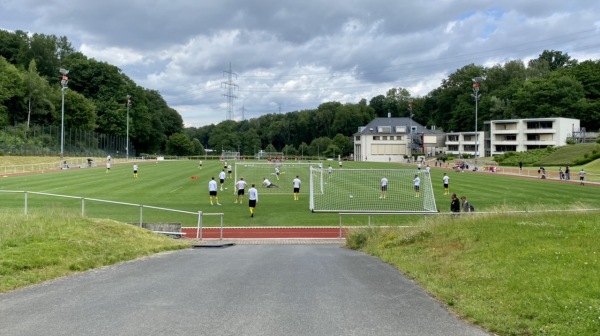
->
126, 96, 130, 161
472, 77, 482, 169
59, 68, 69, 162
408, 101, 414, 161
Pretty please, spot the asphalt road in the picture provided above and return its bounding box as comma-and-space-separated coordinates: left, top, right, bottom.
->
0, 245, 490, 336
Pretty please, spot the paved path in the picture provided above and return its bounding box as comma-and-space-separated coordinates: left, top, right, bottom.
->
0, 245, 490, 336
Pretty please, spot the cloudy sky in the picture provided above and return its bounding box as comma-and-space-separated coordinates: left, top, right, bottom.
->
1, 1, 599, 127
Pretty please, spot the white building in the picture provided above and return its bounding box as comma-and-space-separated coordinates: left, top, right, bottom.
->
444, 131, 486, 158
353, 117, 445, 162
485, 117, 580, 156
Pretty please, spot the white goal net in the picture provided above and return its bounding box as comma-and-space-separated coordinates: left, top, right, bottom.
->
234, 162, 323, 195
309, 168, 437, 213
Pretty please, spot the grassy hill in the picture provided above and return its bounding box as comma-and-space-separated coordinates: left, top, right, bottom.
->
539, 143, 600, 166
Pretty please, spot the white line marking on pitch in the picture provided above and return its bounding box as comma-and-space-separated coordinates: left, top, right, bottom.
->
170, 186, 182, 193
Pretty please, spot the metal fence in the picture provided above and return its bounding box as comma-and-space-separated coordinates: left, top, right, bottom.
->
0, 124, 133, 157
0, 190, 223, 240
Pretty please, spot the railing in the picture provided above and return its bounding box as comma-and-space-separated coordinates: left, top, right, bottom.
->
0, 190, 223, 240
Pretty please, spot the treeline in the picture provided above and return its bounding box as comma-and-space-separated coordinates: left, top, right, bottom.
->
187, 50, 600, 157
2, 27, 600, 157
0, 30, 183, 154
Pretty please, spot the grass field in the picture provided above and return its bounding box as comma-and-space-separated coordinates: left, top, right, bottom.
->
0, 158, 599, 228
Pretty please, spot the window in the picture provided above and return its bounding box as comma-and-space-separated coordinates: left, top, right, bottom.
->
448, 145, 459, 151
381, 136, 387, 140
378, 126, 392, 133
464, 135, 472, 141
395, 126, 407, 133
355, 136, 360, 141
373, 136, 380, 140
448, 135, 458, 141
505, 135, 516, 141
396, 136, 402, 140
527, 134, 540, 141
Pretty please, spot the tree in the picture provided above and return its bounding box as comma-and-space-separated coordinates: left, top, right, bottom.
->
264, 143, 277, 153
309, 137, 331, 157
331, 133, 352, 156
166, 133, 195, 156
192, 138, 205, 155
0, 56, 24, 126
24, 60, 54, 128
282, 144, 297, 156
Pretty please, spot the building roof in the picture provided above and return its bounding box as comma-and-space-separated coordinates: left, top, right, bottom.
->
354, 117, 444, 136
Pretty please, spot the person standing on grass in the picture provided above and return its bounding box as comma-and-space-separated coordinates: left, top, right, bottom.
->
413, 174, 421, 197
328, 165, 333, 177
248, 183, 258, 217
227, 164, 233, 178
133, 164, 138, 178
450, 193, 460, 213
460, 196, 473, 213
565, 165, 571, 180
379, 176, 388, 199
292, 175, 301, 201
442, 173, 450, 195
209, 177, 221, 206
106, 161, 111, 173
235, 177, 247, 204
579, 169, 586, 185
219, 169, 226, 191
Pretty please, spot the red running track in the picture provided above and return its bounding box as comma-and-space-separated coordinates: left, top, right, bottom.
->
181, 227, 347, 239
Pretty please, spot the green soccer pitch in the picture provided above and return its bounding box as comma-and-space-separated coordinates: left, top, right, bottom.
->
0, 159, 598, 228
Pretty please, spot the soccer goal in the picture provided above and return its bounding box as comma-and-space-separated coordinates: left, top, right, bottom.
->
234, 162, 323, 195
222, 151, 240, 161
309, 168, 437, 213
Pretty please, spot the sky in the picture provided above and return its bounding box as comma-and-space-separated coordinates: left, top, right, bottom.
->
1, 1, 599, 127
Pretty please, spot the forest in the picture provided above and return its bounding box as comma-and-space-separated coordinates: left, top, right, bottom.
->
1, 29, 599, 157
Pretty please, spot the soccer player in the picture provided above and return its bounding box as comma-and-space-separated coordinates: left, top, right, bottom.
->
414, 174, 421, 197
442, 173, 449, 195
209, 177, 221, 205
218, 169, 226, 191
579, 169, 586, 185
106, 161, 111, 173
227, 164, 233, 178
263, 178, 278, 188
198, 160, 203, 169
425, 164, 430, 175
328, 165, 333, 177
133, 164, 138, 178
292, 175, 301, 200
275, 166, 280, 180
338, 160, 342, 168
379, 176, 388, 199
235, 177, 248, 203
248, 183, 258, 217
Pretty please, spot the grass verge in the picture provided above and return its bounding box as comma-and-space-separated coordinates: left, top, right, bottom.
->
0, 209, 192, 294
346, 208, 600, 336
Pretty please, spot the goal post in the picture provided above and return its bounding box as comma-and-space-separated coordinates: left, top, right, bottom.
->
234, 162, 323, 195
221, 151, 240, 161
309, 168, 437, 213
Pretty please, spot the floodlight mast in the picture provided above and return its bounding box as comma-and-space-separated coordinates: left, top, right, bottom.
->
408, 101, 414, 160
59, 68, 69, 162
472, 77, 483, 168
126, 95, 131, 161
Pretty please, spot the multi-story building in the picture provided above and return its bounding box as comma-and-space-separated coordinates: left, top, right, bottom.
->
443, 131, 485, 157
484, 117, 580, 156
353, 117, 445, 162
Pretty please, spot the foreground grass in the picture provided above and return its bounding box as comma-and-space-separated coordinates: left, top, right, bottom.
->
0, 210, 192, 294
346, 209, 600, 336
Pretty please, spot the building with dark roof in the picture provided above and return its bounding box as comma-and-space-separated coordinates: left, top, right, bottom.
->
353, 117, 445, 162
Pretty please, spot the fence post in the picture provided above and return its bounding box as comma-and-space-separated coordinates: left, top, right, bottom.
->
196, 211, 203, 240
81, 197, 85, 217
220, 213, 224, 240
339, 213, 342, 240
139, 205, 143, 227
24, 191, 28, 215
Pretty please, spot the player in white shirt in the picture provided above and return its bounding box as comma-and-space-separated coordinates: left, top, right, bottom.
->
106, 162, 111, 173
328, 165, 333, 177
442, 173, 450, 195
380, 176, 388, 199
218, 169, 227, 190
275, 166, 280, 180
292, 176, 301, 200
227, 164, 233, 178
248, 184, 258, 217
262, 178, 278, 188
235, 177, 248, 204
414, 174, 421, 197
133, 164, 138, 178
208, 177, 221, 205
